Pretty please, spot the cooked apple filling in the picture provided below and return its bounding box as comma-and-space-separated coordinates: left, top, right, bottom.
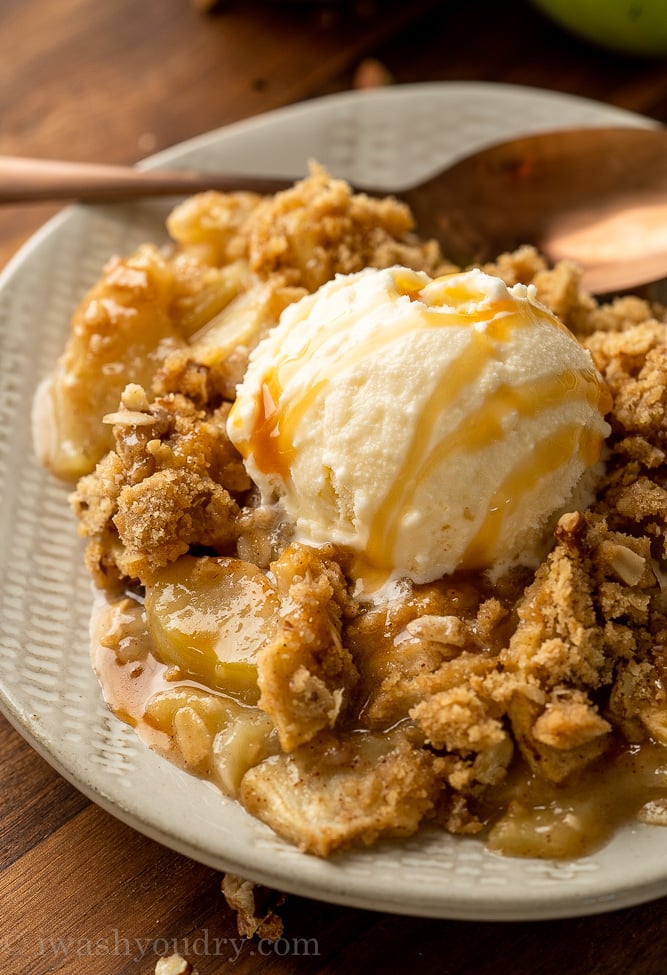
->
35, 165, 667, 858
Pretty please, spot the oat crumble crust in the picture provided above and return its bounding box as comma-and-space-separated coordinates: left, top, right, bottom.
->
59, 166, 667, 857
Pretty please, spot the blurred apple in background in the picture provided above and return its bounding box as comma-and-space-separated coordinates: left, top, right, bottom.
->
528, 0, 667, 55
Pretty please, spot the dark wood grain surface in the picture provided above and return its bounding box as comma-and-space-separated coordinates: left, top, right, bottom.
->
2, 1, 667, 972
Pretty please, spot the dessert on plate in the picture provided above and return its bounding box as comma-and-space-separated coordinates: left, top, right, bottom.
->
33, 164, 667, 858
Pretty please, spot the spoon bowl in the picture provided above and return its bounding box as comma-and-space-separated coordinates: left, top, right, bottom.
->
2, 125, 666, 295
404, 125, 667, 295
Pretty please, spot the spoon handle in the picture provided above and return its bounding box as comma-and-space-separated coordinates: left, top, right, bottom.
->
0, 155, 295, 203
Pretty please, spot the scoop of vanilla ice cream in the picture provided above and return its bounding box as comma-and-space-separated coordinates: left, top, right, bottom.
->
227, 266, 611, 584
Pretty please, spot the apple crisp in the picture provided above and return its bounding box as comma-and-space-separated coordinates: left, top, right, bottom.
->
36, 164, 667, 859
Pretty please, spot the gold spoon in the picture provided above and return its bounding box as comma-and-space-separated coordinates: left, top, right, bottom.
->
2, 125, 666, 295
404, 125, 667, 296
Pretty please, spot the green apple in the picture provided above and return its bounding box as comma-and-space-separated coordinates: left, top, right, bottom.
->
529, 0, 667, 55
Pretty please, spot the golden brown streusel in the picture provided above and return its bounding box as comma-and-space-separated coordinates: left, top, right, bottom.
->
221, 874, 285, 941
47, 167, 667, 858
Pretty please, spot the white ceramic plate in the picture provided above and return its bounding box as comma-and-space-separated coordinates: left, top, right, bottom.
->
0, 82, 663, 921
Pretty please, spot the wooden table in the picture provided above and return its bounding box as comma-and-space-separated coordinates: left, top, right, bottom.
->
2, 2, 667, 972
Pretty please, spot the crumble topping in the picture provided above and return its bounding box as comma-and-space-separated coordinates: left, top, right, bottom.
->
41, 165, 667, 858
220, 874, 285, 940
